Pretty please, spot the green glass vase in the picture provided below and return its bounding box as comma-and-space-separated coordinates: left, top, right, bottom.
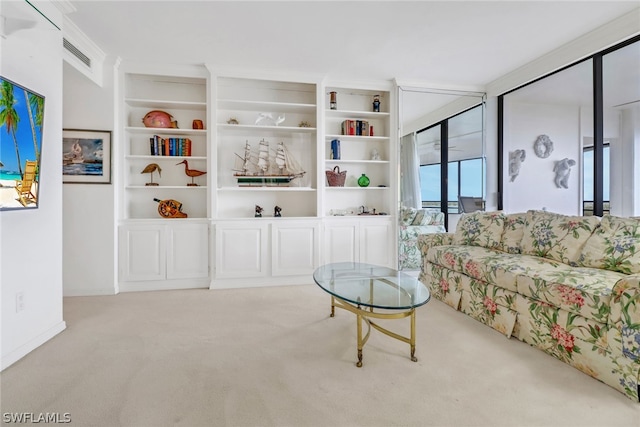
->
357, 173, 370, 187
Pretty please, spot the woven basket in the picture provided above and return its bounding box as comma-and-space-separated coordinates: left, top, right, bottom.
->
326, 166, 346, 187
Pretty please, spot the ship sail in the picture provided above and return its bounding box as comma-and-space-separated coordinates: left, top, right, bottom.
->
258, 139, 270, 173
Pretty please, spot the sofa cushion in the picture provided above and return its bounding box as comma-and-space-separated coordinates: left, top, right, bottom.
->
426, 245, 551, 293
520, 210, 600, 265
412, 209, 444, 226
579, 215, 640, 274
399, 206, 418, 225
516, 263, 625, 324
500, 212, 527, 254
453, 211, 506, 250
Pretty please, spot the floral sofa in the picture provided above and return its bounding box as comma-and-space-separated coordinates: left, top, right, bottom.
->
417, 210, 640, 401
398, 206, 446, 270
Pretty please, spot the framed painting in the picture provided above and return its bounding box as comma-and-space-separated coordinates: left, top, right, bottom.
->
62, 129, 111, 184
0, 76, 45, 211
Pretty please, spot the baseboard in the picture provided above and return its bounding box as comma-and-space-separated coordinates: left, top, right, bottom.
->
210, 276, 314, 290
63, 287, 117, 297
1, 321, 67, 371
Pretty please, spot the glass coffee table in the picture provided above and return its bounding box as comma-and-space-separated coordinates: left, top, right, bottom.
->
313, 262, 431, 367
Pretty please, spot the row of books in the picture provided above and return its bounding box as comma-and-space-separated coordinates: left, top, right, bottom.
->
149, 135, 192, 156
341, 119, 373, 137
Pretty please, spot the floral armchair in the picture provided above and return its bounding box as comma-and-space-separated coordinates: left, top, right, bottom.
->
398, 206, 446, 270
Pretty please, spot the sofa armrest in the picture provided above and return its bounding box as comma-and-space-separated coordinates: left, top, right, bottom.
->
610, 274, 640, 361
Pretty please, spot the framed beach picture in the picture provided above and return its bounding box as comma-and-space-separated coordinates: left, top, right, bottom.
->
62, 129, 111, 184
0, 76, 45, 211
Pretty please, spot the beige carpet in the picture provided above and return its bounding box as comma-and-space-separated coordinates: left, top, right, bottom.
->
1, 284, 639, 426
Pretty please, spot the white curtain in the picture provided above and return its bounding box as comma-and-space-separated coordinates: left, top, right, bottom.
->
400, 133, 421, 209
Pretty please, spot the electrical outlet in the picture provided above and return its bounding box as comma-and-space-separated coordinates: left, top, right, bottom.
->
16, 292, 25, 312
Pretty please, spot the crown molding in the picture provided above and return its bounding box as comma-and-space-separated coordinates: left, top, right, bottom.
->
51, 0, 76, 15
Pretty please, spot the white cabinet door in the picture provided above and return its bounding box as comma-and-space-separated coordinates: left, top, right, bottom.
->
271, 221, 320, 276
360, 219, 393, 267
119, 225, 166, 281
167, 223, 210, 280
215, 222, 268, 278
324, 221, 359, 264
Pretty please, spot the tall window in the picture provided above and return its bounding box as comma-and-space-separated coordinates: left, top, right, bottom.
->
415, 104, 485, 225
420, 158, 484, 213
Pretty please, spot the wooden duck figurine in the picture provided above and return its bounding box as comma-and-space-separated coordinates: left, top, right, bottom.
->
176, 160, 206, 186
141, 163, 161, 186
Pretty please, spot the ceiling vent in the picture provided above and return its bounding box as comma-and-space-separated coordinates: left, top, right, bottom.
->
63, 37, 91, 68
62, 16, 105, 87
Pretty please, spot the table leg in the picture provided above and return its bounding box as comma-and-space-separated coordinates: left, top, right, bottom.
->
410, 308, 417, 362
356, 313, 363, 367
330, 296, 335, 317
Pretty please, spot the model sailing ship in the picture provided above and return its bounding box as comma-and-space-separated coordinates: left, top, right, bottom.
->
233, 139, 305, 186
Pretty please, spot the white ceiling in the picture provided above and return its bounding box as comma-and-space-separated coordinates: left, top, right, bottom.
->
66, 1, 640, 88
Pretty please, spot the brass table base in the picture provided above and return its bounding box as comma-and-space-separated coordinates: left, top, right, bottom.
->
330, 296, 417, 367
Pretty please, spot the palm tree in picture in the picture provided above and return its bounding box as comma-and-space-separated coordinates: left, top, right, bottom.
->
25, 89, 43, 168
0, 80, 23, 177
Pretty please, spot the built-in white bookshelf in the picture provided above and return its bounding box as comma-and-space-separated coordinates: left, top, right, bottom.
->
323, 86, 393, 216
122, 73, 209, 220
213, 76, 318, 219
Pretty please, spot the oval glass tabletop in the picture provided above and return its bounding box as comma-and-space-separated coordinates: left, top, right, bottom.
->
313, 262, 431, 310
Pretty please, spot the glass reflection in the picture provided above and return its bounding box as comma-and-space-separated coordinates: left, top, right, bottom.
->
603, 40, 640, 217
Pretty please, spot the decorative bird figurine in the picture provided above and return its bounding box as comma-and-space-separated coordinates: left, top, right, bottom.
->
255, 113, 285, 127
176, 160, 206, 186
141, 163, 162, 186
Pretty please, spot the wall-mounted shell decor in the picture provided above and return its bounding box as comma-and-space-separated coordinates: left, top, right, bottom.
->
553, 158, 576, 189
533, 134, 554, 158
509, 149, 526, 182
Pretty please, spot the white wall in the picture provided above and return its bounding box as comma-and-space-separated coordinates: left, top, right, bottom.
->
503, 101, 582, 215
62, 61, 116, 296
0, 0, 66, 370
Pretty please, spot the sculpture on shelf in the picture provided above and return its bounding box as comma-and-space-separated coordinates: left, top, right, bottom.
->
227, 117, 239, 125
142, 110, 177, 128
533, 134, 554, 158
255, 205, 263, 217
154, 198, 187, 218
553, 158, 576, 189
371, 149, 380, 161
233, 140, 305, 186
508, 149, 526, 182
141, 163, 162, 186
192, 119, 204, 129
372, 94, 381, 112
176, 160, 206, 186
255, 112, 285, 127
274, 206, 282, 217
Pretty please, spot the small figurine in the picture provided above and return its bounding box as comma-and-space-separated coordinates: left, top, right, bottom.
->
255, 205, 263, 217
274, 206, 282, 217
141, 163, 162, 186
227, 117, 239, 125
553, 158, 576, 189
371, 149, 380, 161
372, 94, 380, 112
176, 159, 206, 186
